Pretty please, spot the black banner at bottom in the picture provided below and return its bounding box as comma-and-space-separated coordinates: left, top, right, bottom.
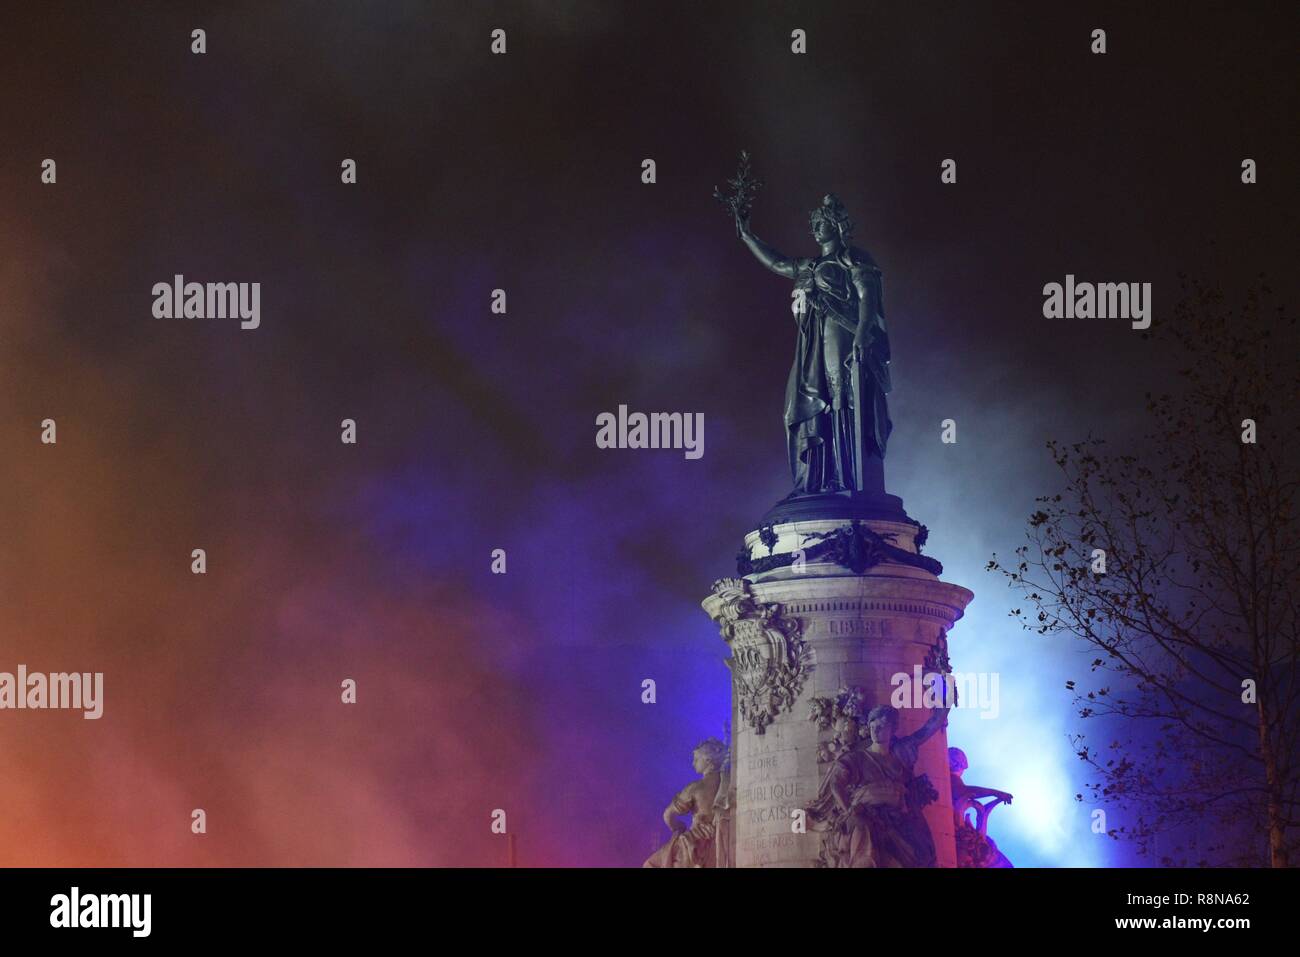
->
0, 866, 1290, 944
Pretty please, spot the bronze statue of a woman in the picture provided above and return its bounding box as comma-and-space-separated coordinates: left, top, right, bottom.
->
733, 194, 892, 498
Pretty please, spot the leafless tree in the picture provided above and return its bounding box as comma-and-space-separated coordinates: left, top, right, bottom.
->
990, 279, 1298, 866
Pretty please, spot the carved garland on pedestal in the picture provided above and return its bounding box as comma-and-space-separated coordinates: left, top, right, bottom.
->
707, 578, 811, 734
924, 628, 956, 708
736, 520, 943, 577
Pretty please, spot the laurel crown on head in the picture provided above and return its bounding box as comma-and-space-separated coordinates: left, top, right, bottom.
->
809, 193, 854, 240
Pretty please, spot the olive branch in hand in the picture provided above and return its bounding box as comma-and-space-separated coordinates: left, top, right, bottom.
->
713, 150, 763, 234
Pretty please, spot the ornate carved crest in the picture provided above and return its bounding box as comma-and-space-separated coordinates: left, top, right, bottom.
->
923, 628, 951, 675
923, 628, 956, 708
706, 578, 811, 734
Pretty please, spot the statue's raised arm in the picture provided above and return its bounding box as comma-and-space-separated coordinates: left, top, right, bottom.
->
737, 217, 795, 279
714, 150, 792, 277
907, 701, 950, 748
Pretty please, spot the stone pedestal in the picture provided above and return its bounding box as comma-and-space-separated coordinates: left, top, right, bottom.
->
703, 511, 973, 868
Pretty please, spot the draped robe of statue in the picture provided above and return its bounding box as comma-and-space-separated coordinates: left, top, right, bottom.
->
786, 246, 892, 495
806, 729, 936, 868
643, 773, 722, 868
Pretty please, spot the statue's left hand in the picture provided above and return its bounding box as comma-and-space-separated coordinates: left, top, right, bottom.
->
852, 323, 873, 358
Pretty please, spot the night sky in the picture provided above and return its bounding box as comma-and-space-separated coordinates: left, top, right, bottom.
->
1, 2, 1295, 866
